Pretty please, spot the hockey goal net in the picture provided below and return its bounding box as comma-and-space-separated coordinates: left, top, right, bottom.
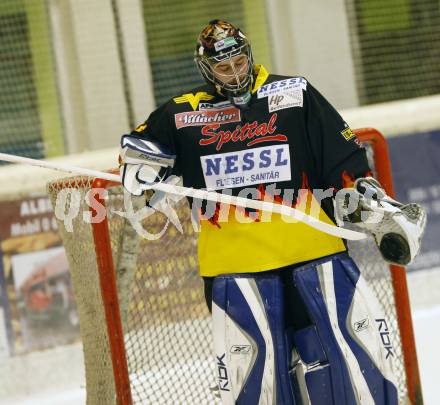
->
47, 128, 422, 405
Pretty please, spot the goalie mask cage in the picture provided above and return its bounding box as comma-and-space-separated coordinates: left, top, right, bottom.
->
47, 128, 422, 405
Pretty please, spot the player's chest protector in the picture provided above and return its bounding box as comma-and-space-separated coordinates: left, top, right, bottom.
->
173, 96, 310, 193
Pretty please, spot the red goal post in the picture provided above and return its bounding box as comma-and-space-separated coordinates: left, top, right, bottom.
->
353, 128, 422, 404
47, 128, 423, 405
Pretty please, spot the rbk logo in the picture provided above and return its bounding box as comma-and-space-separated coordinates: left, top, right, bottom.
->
216, 353, 230, 391
230, 345, 251, 354
173, 92, 214, 111
376, 318, 395, 359
353, 318, 369, 332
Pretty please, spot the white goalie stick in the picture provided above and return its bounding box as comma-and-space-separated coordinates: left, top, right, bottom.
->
0, 152, 367, 241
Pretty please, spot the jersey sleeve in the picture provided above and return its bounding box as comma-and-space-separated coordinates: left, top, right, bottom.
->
128, 103, 181, 176
304, 82, 371, 189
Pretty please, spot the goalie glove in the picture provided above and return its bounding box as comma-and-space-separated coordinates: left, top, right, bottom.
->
119, 135, 176, 196
335, 177, 427, 265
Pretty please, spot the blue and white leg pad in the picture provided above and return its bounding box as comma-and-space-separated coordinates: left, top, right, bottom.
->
212, 254, 400, 405
291, 254, 399, 405
212, 274, 295, 405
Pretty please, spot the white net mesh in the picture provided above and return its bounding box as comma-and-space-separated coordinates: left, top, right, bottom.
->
47, 178, 218, 404
47, 177, 116, 404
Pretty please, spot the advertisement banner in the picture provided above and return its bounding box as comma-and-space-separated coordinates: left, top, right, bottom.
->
0, 251, 12, 358
0, 194, 80, 355
388, 130, 440, 272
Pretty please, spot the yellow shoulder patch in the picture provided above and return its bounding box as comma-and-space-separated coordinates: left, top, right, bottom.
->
173, 92, 214, 111
134, 122, 147, 132
340, 128, 356, 141
251, 64, 269, 94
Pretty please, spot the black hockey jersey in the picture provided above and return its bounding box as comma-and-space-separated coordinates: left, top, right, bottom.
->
129, 65, 371, 276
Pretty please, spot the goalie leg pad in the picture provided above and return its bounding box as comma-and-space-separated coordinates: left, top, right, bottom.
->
212, 273, 296, 405
290, 253, 399, 405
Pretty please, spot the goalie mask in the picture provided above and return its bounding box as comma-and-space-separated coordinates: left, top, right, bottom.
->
194, 20, 254, 105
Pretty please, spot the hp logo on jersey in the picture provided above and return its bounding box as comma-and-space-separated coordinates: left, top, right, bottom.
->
268, 89, 303, 112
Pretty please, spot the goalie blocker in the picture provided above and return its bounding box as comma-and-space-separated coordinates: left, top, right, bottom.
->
335, 177, 427, 266
119, 134, 176, 196
212, 253, 399, 405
